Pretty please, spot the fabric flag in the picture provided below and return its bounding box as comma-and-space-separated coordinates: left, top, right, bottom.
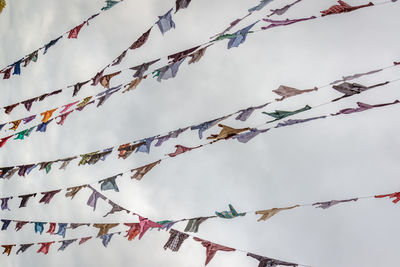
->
168, 144, 202, 157
375, 192, 400, 204
130, 27, 152, 50
215, 204, 246, 219
123, 76, 146, 93
262, 16, 317, 30
99, 174, 122, 192
13, 60, 22, 75
193, 237, 236, 265
69, 223, 90, 230
104, 200, 130, 217
39, 189, 61, 204
79, 237, 92, 245
57, 110, 74, 126
137, 216, 162, 240
21, 97, 38, 111
332, 81, 389, 101
9, 119, 22, 131
135, 136, 156, 154
47, 223, 57, 235
15, 221, 29, 231
0, 197, 12, 210
91, 69, 105, 86
118, 142, 145, 159
93, 223, 119, 237
255, 205, 299, 222
1, 219, 11, 230
164, 229, 189, 252
207, 124, 250, 142
263, 105, 311, 122
124, 223, 140, 241
130, 160, 161, 180
188, 45, 211, 64
320, 0, 373, 17
58, 239, 77, 252
247, 252, 298, 267
191, 116, 230, 139
36, 119, 54, 132
168, 46, 200, 63
41, 108, 57, 123
14, 127, 34, 140
0, 135, 13, 147
39, 161, 54, 174
273, 85, 318, 101
313, 198, 358, 209
37, 242, 55, 255
101, 0, 119, 11
4, 103, 19, 115
184, 217, 209, 233
56, 223, 68, 238
68, 21, 86, 39
100, 71, 121, 89
2, 245, 15, 256
18, 164, 35, 177
87, 185, 107, 211
16, 244, 34, 255
236, 102, 269, 121
2, 67, 12, 79
227, 21, 258, 49
157, 8, 175, 35
153, 58, 185, 82
330, 68, 383, 85
99, 233, 116, 247
96, 85, 121, 107
175, 0, 192, 13
130, 59, 160, 78
19, 193, 37, 208
111, 50, 127, 66
268, 0, 302, 17
58, 156, 77, 170
23, 50, 39, 67
43, 36, 63, 54
275, 116, 327, 128
331, 100, 400, 116
0, 0, 5, 14
0, 167, 14, 179
34, 222, 47, 234
22, 115, 36, 124
60, 101, 79, 114
248, 0, 274, 12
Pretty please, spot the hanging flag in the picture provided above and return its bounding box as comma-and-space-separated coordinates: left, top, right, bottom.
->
248, 0, 274, 12
130, 160, 161, 180
330, 68, 383, 85
104, 200, 130, 217
101, 0, 120, 11
273, 85, 318, 101
188, 45, 211, 64
210, 13, 252, 39
320, 0, 373, 17
129, 28, 152, 50
0, 0, 5, 14
275, 116, 327, 128
100, 71, 121, 88
14, 128, 35, 140
123, 76, 146, 93
4, 103, 19, 115
331, 100, 400, 116
163, 229, 189, 252
18, 193, 37, 208
193, 237, 236, 266
175, 0, 192, 13
153, 58, 185, 82
262, 16, 317, 30
247, 252, 298, 267
37, 242, 55, 254
68, 21, 86, 39
130, 59, 160, 78
207, 124, 250, 142
236, 102, 269, 121
313, 198, 358, 209
263, 105, 312, 122
99, 174, 122, 192
255, 205, 299, 221
215, 204, 245, 219
168, 46, 200, 63
43, 36, 63, 55
156, 8, 176, 35
58, 239, 77, 252
227, 21, 258, 49
39, 190, 61, 204
93, 223, 119, 237
22, 50, 39, 67
16, 244, 34, 255
184, 217, 209, 233
87, 185, 107, 211
375, 192, 400, 203
167, 144, 202, 157
2, 245, 15, 256
65, 185, 87, 199
331, 81, 389, 101
268, 0, 302, 17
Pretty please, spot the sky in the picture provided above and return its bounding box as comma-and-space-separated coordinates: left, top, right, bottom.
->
0, 0, 400, 266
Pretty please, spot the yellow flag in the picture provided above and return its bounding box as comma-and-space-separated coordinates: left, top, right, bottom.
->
0, 0, 6, 14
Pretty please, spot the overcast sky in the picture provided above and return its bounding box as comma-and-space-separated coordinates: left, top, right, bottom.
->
1, 0, 400, 267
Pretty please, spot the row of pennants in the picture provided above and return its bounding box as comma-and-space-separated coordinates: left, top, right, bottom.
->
0, 0, 386, 79
0, 0, 392, 120
0, 61, 399, 178
0, 186, 399, 266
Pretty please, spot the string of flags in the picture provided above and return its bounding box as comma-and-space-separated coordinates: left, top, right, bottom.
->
1, 0, 395, 119
0, 0, 202, 81
0, 61, 397, 178
1, 93, 399, 206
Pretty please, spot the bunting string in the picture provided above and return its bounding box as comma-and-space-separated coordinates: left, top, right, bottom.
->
0, 61, 398, 179
0, 0, 395, 118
